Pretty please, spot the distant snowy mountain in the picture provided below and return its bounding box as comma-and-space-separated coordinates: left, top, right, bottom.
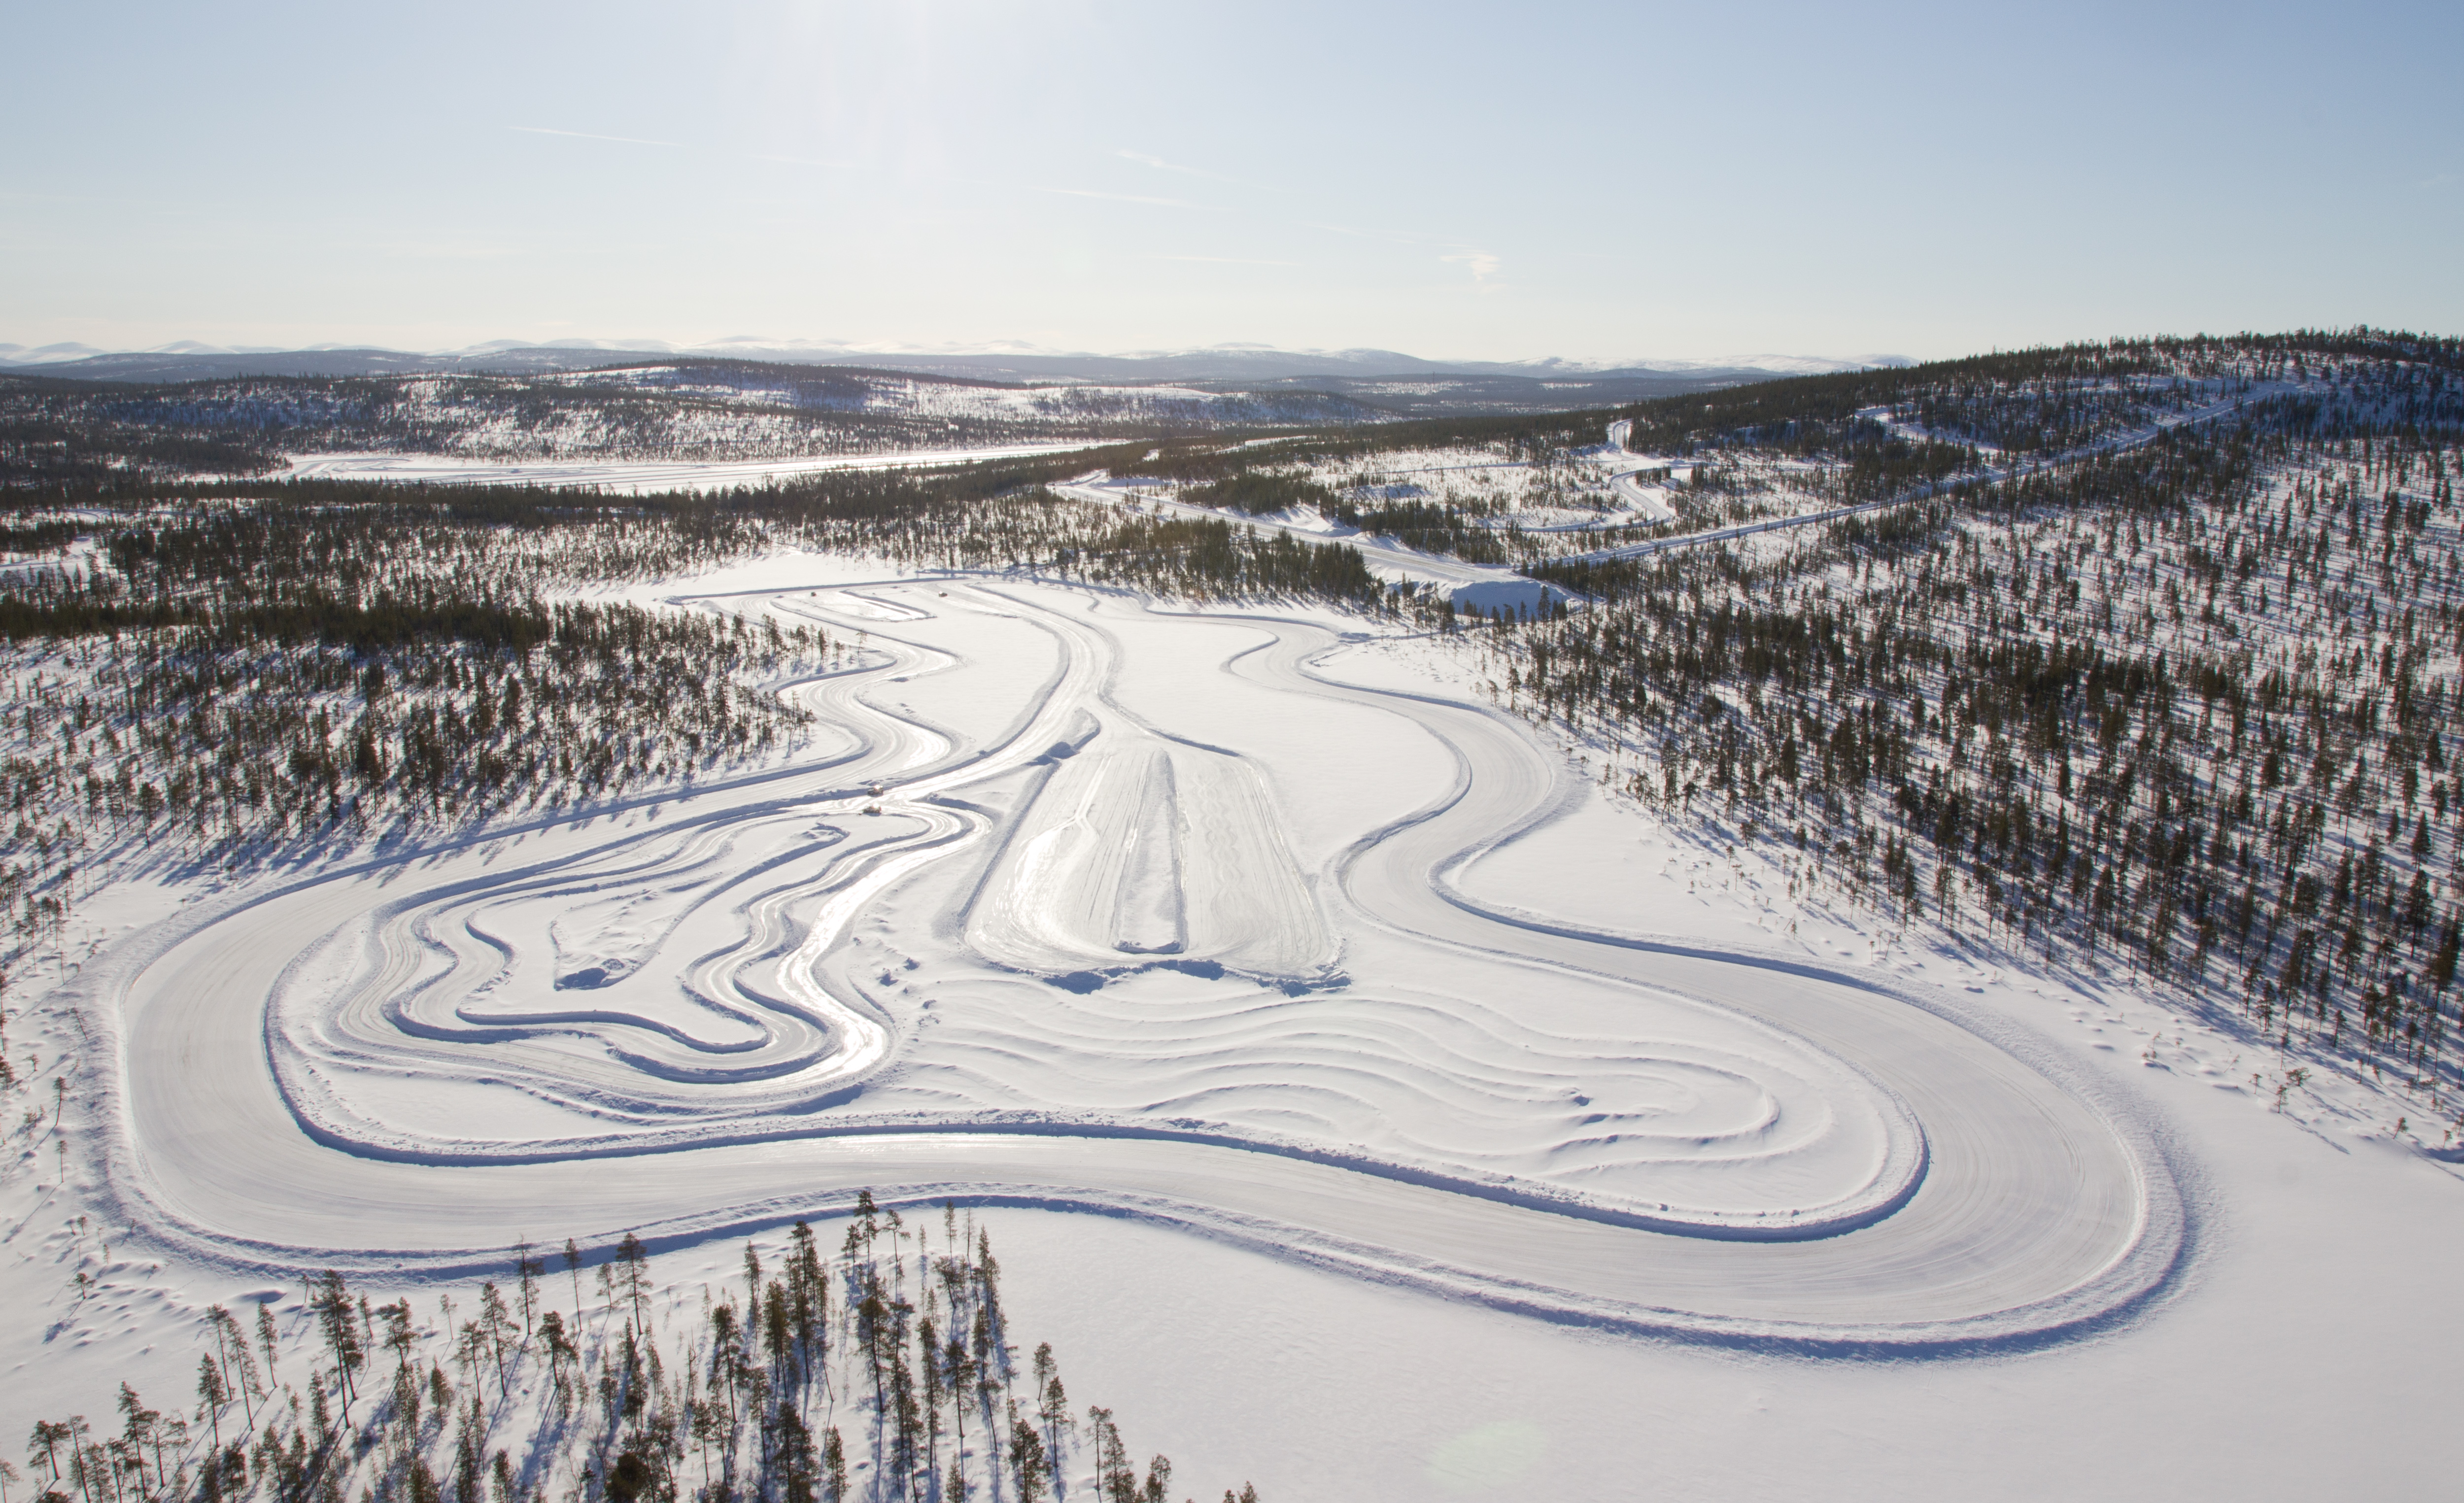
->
0, 341, 112, 366
0, 337, 1906, 386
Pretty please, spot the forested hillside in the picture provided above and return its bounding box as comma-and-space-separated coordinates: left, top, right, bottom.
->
0, 445, 1384, 982
1108, 329, 2464, 579
1474, 331, 2464, 1109
0, 362, 1395, 487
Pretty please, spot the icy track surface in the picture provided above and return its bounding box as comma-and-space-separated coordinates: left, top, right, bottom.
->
91, 576, 2183, 1349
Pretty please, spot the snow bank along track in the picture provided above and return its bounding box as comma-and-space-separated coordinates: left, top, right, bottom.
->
86, 576, 2186, 1352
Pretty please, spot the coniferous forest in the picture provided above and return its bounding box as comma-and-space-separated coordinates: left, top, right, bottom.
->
0, 444, 1386, 979
0, 363, 1390, 489
1473, 333, 2464, 1115
15, 1198, 1253, 1503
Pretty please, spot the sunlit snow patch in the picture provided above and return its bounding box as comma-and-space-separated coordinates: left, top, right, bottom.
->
1450, 580, 1568, 616
965, 717, 1335, 980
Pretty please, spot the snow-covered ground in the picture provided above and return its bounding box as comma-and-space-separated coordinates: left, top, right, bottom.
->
4, 551, 2459, 1497
548, 367, 1372, 429
1048, 472, 1563, 612
1600, 418, 1679, 524
277, 444, 1108, 494
1065, 430, 1833, 580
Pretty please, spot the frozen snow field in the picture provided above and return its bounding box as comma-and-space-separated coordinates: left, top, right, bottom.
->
6, 557, 2461, 1498
276, 444, 1109, 494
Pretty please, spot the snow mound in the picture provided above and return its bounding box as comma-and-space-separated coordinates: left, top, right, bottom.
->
967, 720, 1334, 977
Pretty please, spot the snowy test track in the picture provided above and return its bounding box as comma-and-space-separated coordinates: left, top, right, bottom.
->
89, 572, 2185, 1351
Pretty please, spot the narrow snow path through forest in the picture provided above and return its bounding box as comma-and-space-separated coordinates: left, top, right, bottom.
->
1599, 418, 1680, 524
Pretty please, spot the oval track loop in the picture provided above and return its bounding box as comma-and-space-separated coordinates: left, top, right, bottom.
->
87, 576, 2187, 1352
1215, 614, 2183, 1340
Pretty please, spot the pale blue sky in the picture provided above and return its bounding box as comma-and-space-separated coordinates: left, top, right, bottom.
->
4, 0, 2458, 361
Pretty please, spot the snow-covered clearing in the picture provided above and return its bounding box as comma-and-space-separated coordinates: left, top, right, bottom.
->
3, 549, 2459, 1497
276, 445, 1108, 494
1047, 473, 1555, 611
546, 368, 1369, 430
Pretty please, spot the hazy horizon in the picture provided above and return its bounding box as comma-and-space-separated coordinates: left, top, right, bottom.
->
0, 331, 1916, 369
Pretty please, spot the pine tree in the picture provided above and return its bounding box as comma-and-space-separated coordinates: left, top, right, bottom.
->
309, 1273, 363, 1422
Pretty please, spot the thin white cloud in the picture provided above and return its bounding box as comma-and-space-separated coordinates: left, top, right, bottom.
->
511, 126, 682, 148
1442, 250, 1503, 282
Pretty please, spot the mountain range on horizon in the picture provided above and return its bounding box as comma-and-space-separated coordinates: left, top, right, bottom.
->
0, 336, 1912, 387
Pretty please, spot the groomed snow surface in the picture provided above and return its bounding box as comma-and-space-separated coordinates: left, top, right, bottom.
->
8, 557, 2462, 1498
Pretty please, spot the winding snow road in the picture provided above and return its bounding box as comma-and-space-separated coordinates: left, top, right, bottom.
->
87, 575, 2184, 1350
